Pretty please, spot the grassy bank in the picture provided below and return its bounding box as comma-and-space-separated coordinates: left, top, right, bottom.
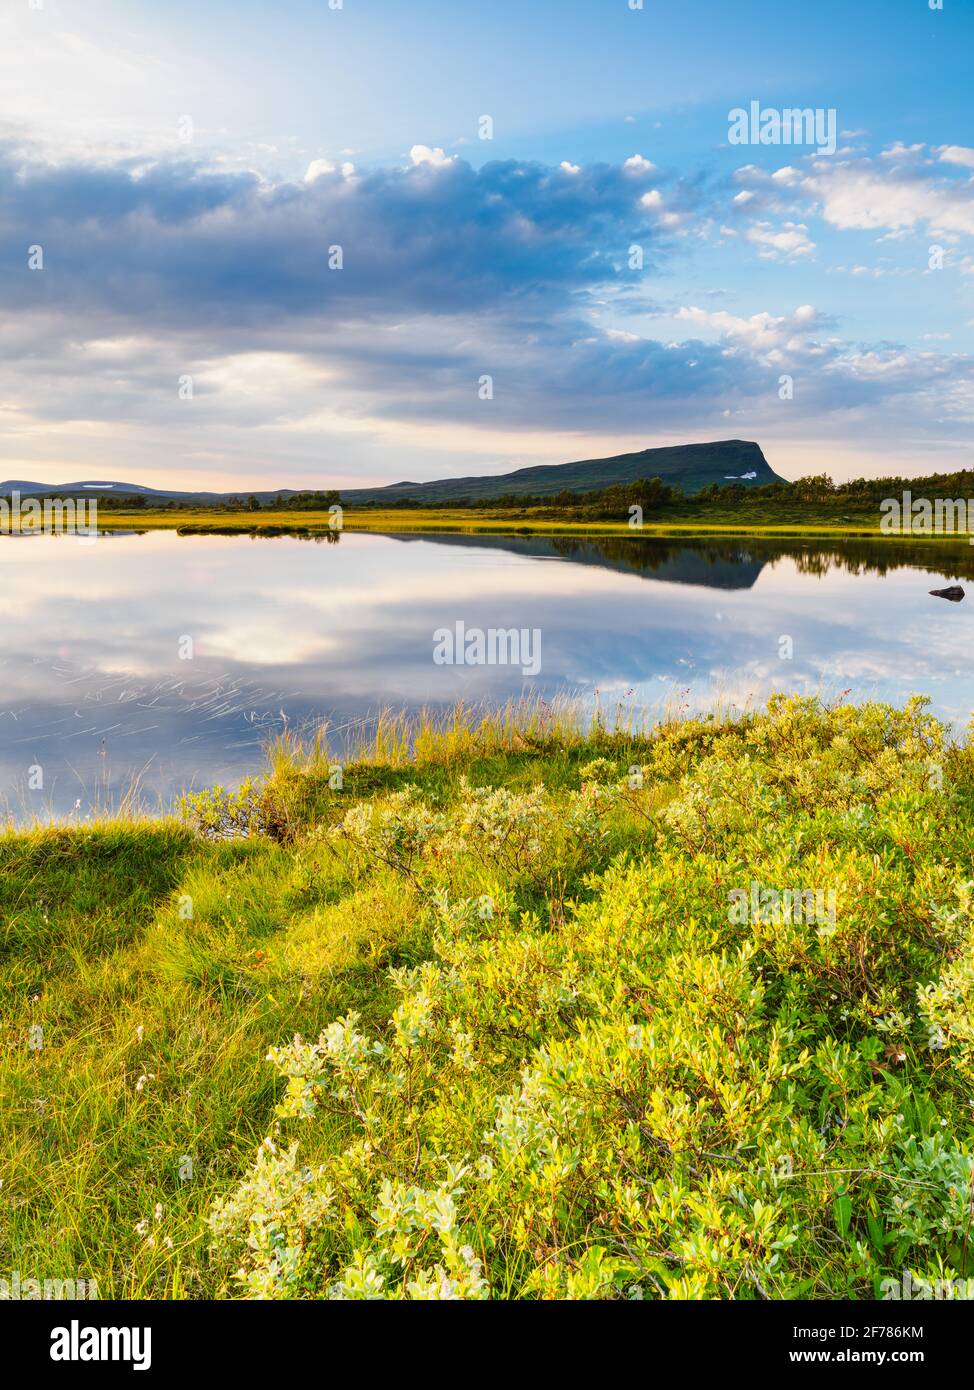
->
1, 697, 972, 1300
86, 503, 974, 542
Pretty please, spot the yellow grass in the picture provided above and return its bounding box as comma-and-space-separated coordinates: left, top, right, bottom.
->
82, 505, 974, 542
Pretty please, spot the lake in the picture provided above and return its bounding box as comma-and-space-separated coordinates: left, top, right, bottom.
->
1, 528, 972, 820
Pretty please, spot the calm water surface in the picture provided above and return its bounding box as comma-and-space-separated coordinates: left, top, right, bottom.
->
1, 529, 972, 819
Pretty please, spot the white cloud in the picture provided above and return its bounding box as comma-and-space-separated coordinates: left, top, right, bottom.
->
409, 144, 453, 167
676, 304, 825, 360
879, 142, 926, 161
745, 220, 815, 258
938, 145, 974, 170
802, 161, 974, 237
729, 146, 974, 240
304, 159, 335, 181
623, 154, 655, 174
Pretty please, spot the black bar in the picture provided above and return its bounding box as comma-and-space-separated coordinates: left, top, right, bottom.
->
2, 1297, 967, 1375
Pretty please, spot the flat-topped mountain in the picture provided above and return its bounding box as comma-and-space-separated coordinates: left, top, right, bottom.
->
339, 440, 782, 504
1, 440, 783, 506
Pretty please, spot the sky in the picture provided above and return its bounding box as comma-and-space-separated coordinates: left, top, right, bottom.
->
1, 0, 972, 491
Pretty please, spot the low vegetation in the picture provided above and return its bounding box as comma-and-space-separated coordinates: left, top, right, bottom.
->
1, 696, 972, 1299
10, 466, 974, 541
88, 471, 974, 543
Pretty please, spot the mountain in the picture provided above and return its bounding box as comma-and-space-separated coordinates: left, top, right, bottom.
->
338, 440, 781, 503
1, 440, 784, 506
0, 479, 295, 502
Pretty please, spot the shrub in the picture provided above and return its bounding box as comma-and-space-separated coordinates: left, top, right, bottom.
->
206, 696, 974, 1299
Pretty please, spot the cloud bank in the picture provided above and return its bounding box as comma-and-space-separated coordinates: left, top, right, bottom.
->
1, 139, 972, 487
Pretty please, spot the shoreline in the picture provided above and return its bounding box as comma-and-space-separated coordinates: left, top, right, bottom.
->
51, 506, 974, 545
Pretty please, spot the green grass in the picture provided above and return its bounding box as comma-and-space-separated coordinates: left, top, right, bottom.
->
0, 819, 411, 1296
1, 697, 973, 1299
0, 703, 601, 1297
63, 501, 974, 544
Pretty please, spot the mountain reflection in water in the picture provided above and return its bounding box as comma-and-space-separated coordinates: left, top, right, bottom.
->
0, 528, 971, 819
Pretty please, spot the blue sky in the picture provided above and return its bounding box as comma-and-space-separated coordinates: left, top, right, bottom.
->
1, 0, 972, 489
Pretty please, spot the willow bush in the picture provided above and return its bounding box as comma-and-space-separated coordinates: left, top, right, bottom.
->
206, 695, 974, 1300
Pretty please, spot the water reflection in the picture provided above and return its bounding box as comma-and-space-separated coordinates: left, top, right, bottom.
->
1, 529, 971, 819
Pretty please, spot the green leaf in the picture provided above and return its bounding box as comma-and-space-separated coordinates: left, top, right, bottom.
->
866, 1213, 886, 1251
834, 1193, 853, 1240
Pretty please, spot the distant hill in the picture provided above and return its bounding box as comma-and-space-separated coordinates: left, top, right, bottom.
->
1, 440, 784, 506
339, 440, 782, 504
0, 479, 292, 503
0, 479, 306, 506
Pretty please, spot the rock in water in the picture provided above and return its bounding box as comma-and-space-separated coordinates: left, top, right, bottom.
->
929, 586, 965, 602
